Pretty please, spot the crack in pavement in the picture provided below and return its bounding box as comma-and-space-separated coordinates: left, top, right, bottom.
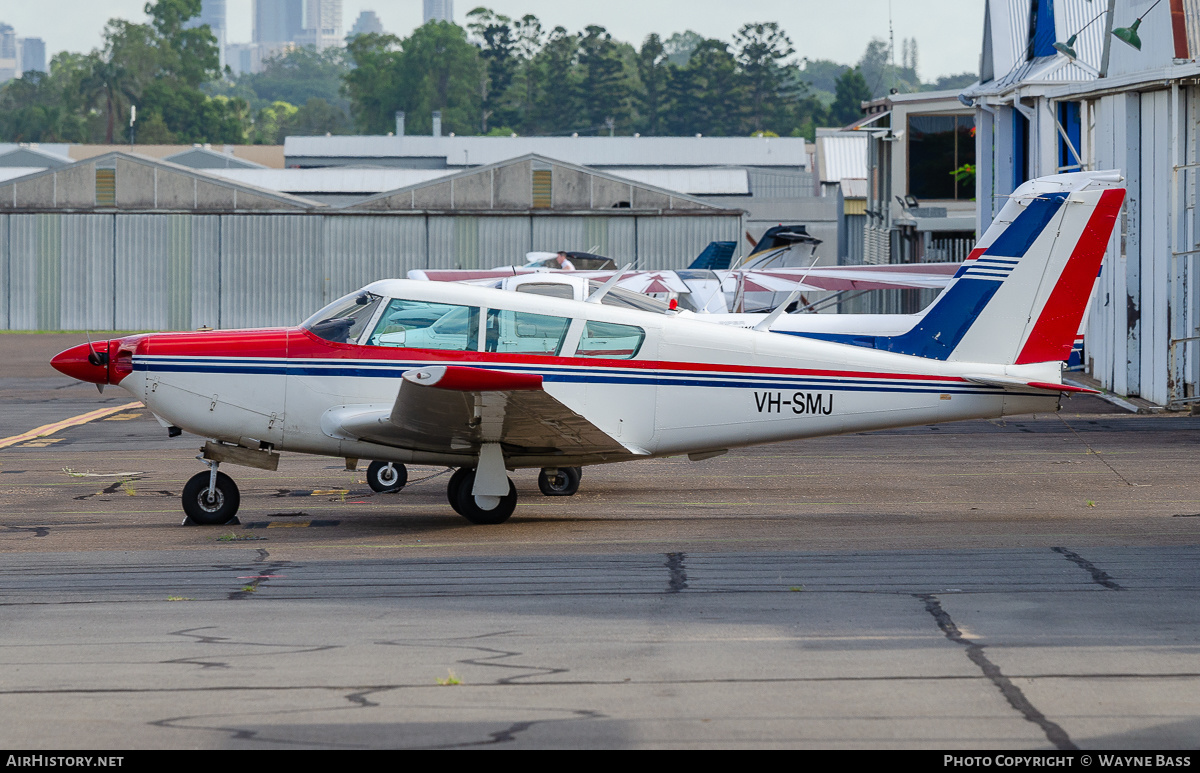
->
917, 593, 1077, 751
378, 630, 570, 684
1051, 546, 1124, 591
666, 552, 688, 592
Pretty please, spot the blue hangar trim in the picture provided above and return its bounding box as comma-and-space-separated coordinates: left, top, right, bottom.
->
782, 192, 1070, 360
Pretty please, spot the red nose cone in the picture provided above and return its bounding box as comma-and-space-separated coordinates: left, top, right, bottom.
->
51, 343, 110, 384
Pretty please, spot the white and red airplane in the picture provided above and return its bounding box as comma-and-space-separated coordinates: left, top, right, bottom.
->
51, 171, 1124, 526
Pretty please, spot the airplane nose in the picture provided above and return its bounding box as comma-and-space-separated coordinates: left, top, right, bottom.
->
51, 342, 110, 384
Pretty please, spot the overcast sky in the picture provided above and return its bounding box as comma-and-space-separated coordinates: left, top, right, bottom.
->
4, 1, 985, 80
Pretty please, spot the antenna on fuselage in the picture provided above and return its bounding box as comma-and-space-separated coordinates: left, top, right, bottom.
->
585, 263, 634, 304
753, 253, 822, 332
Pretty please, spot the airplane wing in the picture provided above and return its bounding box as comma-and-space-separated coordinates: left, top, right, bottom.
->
321, 365, 637, 456
742, 264, 959, 292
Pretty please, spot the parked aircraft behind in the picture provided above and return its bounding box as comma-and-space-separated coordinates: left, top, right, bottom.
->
51, 172, 1124, 527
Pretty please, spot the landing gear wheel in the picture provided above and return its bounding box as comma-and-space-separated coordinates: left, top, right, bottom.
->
182, 471, 241, 525
450, 469, 518, 525
446, 467, 471, 515
366, 461, 407, 492
538, 466, 582, 497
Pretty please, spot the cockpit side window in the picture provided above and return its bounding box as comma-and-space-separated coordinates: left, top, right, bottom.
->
303, 292, 384, 344
485, 309, 571, 355
574, 320, 645, 359
368, 299, 480, 351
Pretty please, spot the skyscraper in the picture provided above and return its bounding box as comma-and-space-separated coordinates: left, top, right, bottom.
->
0, 23, 17, 82
254, 0, 304, 44
349, 10, 384, 38
20, 37, 45, 74
423, 0, 453, 25
300, 0, 343, 50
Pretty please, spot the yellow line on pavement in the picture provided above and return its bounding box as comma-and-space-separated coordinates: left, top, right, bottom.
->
0, 402, 145, 449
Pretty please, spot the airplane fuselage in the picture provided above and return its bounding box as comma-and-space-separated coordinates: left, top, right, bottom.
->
108, 280, 1060, 470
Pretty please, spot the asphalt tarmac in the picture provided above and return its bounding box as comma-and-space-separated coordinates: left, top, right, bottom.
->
1, 334, 1198, 749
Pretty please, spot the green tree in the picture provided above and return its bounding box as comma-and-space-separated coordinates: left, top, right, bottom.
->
830, 67, 871, 125
343, 23, 481, 136
733, 22, 794, 133
467, 7, 520, 133
0, 70, 89, 142
578, 25, 633, 134
528, 26, 580, 134
250, 100, 299, 144
144, 0, 221, 88
241, 47, 350, 110
663, 30, 703, 66
400, 21, 483, 135
635, 34, 671, 136
667, 39, 745, 136
344, 33, 405, 133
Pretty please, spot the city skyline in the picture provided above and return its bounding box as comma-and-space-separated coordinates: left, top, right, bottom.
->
0, 1, 985, 81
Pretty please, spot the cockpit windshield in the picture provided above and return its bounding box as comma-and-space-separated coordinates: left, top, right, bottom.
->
302, 291, 384, 344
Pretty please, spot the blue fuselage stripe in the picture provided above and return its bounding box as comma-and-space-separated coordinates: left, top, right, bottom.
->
133, 358, 1036, 397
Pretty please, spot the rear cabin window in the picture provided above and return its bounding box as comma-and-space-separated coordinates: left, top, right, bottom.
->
485, 309, 571, 355
575, 320, 645, 359
515, 283, 575, 300
368, 299, 480, 351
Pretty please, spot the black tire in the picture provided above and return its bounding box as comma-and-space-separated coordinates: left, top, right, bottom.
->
538, 466, 582, 497
366, 461, 407, 493
451, 469, 517, 525
446, 467, 471, 515
181, 471, 240, 525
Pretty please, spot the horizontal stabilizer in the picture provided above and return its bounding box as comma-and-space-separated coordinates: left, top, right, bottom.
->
963, 374, 1099, 394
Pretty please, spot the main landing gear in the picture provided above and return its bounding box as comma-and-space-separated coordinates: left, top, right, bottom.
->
182, 461, 240, 525
446, 467, 517, 524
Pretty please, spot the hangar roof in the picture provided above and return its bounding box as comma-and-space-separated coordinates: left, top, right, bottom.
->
0, 152, 324, 212
285, 134, 809, 171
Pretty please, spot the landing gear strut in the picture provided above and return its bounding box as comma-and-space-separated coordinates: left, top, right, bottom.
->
446, 468, 517, 524
182, 461, 240, 525
366, 461, 407, 492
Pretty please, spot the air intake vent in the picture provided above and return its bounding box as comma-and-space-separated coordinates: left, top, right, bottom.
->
95, 167, 116, 207
532, 169, 552, 209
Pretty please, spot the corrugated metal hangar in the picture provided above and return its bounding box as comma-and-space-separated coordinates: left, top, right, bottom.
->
0, 152, 744, 331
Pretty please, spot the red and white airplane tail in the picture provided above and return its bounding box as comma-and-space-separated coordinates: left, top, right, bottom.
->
817, 172, 1124, 367
907, 172, 1123, 366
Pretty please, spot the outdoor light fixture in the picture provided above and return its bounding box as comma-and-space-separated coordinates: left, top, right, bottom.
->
1052, 9, 1108, 61
1112, 0, 1163, 51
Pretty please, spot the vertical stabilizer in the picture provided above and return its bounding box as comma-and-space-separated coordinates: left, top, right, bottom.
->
873, 172, 1124, 365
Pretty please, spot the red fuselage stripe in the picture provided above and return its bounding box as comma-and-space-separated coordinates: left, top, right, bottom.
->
137, 328, 971, 383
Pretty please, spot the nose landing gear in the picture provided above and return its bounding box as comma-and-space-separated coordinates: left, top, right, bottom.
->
366, 461, 408, 492
182, 462, 241, 525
